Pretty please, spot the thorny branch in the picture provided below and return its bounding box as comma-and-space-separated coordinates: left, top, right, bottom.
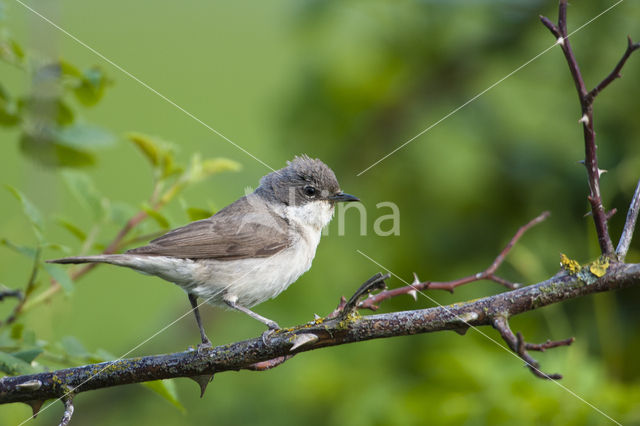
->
358, 211, 550, 310
1, 263, 640, 408
540, 0, 640, 256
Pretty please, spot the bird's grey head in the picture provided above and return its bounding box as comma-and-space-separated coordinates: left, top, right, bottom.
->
256, 155, 358, 206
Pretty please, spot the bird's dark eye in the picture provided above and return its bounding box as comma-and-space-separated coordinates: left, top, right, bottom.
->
303, 186, 317, 197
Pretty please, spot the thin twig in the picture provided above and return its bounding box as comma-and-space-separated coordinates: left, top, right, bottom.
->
617, 179, 640, 260
359, 212, 550, 310
59, 396, 74, 426
2, 248, 41, 326
585, 36, 640, 106
521, 334, 575, 352
492, 316, 566, 380
540, 1, 640, 256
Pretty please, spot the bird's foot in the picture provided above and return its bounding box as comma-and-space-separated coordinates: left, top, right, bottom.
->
196, 339, 213, 354
261, 326, 280, 346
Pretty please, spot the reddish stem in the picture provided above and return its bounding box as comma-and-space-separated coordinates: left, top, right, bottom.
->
358, 211, 550, 310
540, 1, 640, 256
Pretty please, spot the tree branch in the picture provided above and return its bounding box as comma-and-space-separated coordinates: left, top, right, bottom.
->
358, 211, 550, 310
539, 1, 640, 256
1, 262, 639, 406
585, 36, 640, 106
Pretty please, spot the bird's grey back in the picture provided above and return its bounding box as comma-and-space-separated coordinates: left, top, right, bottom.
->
127, 195, 290, 260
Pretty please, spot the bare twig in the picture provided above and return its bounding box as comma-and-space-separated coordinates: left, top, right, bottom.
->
59, 396, 74, 426
520, 334, 575, 352
2, 262, 639, 406
617, 179, 640, 260
1, 248, 40, 326
492, 316, 566, 380
586, 36, 640, 106
540, 1, 640, 256
359, 212, 550, 310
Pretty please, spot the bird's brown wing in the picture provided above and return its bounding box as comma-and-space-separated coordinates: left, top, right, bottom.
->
126, 197, 291, 260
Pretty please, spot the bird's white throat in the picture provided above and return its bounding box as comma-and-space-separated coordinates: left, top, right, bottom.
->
280, 200, 335, 231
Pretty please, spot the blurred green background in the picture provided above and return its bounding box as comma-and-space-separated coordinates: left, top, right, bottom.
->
1, 0, 640, 425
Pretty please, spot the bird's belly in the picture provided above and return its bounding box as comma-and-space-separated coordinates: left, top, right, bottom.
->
125, 229, 320, 308
181, 238, 317, 308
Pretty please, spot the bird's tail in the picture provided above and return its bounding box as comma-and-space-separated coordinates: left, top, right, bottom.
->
47, 254, 135, 267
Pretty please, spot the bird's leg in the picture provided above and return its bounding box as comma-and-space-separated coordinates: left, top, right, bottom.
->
224, 299, 281, 330
188, 293, 212, 349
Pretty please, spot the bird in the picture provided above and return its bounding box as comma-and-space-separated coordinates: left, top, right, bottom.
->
48, 155, 359, 347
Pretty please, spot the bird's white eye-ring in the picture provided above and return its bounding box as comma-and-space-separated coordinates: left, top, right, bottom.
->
303, 185, 317, 197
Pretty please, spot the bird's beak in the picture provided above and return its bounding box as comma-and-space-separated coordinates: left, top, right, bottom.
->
329, 192, 360, 202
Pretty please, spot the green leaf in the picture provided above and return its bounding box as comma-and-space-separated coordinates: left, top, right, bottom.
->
57, 59, 82, 78
0, 37, 25, 65
10, 323, 24, 340
5, 186, 44, 241
94, 348, 116, 361
128, 132, 161, 166
22, 330, 36, 346
73, 67, 111, 107
18, 97, 75, 126
141, 204, 170, 229
185, 207, 213, 221
143, 380, 185, 412
11, 348, 43, 364
188, 155, 241, 184
60, 336, 87, 358
0, 104, 20, 126
20, 131, 96, 168
56, 218, 87, 242
0, 351, 37, 375
202, 158, 242, 175
42, 242, 71, 253
55, 123, 116, 150
62, 171, 105, 219
42, 263, 74, 294
0, 238, 38, 259
0, 85, 20, 127
107, 201, 136, 227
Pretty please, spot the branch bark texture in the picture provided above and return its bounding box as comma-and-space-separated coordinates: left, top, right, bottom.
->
1, 262, 639, 405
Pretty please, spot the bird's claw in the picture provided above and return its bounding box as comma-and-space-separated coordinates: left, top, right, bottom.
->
196, 340, 213, 354
261, 327, 280, 345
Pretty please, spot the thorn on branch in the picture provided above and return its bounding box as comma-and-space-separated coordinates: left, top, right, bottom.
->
492, 316, 571, 380
59, 396, 74, 426
188, 374, 214, 398
24, 399, 44, 418
290, 334, 319, 352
